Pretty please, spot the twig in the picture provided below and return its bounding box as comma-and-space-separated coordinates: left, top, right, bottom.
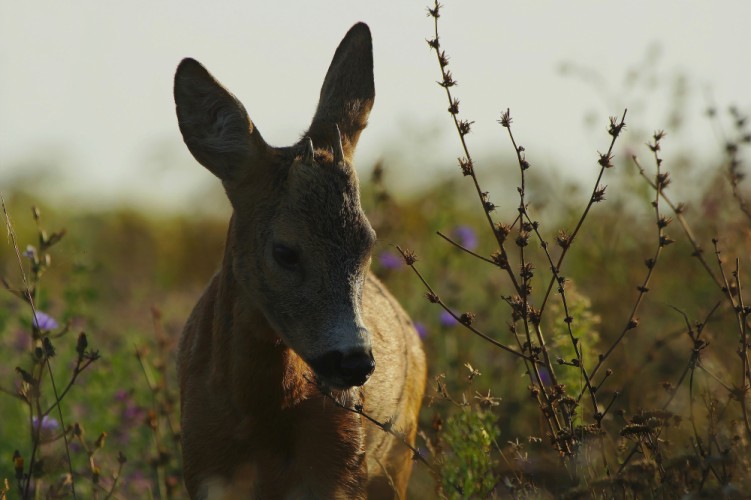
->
633, 158, 721, 287
42, 356, 99, 417
538, 110, 628, 316
712, 242, 751, 438
584, 135, 670, 387
436, 231, 497, 266
395, 245, 533, 362
426, 1, 521, 295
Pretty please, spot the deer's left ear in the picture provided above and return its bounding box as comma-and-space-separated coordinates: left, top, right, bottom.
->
174, 58, 270, 183
305, 23, 375, 162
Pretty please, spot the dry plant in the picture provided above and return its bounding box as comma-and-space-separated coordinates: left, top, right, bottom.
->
375, 2, 751, 497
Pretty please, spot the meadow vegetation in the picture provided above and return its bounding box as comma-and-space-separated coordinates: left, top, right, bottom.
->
1, 3, 750, 498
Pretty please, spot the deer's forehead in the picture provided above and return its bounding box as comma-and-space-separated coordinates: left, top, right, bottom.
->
276, 164, 374, 249
284, 163, 356, 215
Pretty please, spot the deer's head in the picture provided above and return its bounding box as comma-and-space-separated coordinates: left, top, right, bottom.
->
174, 23, 378, 389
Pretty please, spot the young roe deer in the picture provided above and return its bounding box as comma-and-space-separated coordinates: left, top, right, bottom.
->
174, 23, 427, 499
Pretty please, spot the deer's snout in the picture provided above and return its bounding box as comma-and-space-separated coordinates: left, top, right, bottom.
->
340, 350, 376, 386
310, 349, 375, 388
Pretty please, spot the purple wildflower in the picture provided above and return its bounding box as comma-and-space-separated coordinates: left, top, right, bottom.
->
439, 310, 458, 327
114, 389, 131, 402
32, 415, 60, 440
453, 225, 478, 251
23, 245, 37, 259
123, 403, 145, 423
117, 390, 143, 422
113, 389, 146, 443
414, 322, 427, 340
538, 368, 552, 386
32, 415, 60, 432
378, 250, 403, 270
33, 311, 59, 331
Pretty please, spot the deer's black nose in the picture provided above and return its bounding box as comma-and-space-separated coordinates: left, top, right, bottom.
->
310, 350, 375, 388
339, 351, 375, 386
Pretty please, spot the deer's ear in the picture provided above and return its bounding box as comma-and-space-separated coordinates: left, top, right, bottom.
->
306, 23, 375, 162
174, 58, 270, 182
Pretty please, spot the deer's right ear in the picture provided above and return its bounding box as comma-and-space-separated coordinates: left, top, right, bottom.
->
174, 58, 270, 182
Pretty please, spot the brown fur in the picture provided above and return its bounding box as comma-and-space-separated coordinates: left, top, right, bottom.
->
174, 23, 426, 499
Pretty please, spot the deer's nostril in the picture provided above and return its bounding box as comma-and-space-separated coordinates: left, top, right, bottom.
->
309, 350, 375, 388
339, 351, 375, 386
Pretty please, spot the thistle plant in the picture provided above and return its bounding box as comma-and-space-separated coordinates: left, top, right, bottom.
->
387, 2, 751, 496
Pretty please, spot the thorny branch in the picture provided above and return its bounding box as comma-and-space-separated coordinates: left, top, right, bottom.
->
395, 245, 534, 363
426, 1, 521, 296
586, 132, 671, 386
538, 111, 628, 316
712, 242, 751, 438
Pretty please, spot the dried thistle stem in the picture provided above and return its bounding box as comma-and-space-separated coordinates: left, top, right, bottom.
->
435, 231, 497, 266
396, 245, 533, 362
712, 243, 751, 438
585, 141, 668, 387
538, 110, 628, 316
427, 1, 521, 295
634, 158, 721, 287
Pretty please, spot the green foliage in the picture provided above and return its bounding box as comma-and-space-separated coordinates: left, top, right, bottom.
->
439, 408, 500, 499
547, 284, 600, 404
0, 203, 184, 498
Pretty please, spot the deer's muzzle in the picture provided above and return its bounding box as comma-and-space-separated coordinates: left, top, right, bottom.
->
309, 349, 375, 389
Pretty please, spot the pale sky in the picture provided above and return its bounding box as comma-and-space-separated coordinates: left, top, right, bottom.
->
1, 1, 749, 211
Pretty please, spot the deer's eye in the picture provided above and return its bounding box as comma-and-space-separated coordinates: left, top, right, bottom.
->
272, 243, 300, 270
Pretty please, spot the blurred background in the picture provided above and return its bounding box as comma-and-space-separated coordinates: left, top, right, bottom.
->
1, 1, 750, 497
1, 0, 749, 210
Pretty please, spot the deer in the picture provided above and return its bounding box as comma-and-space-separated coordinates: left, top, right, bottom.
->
173, 23, 427, 499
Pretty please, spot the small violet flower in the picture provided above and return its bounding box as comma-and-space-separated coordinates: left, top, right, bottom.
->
439, 310, 458, 327
453, 225, 478, 251
113, 389, 146, 436
414, 322, 427, 340
538, 368, 552, 386
33, 311, 59, 331
23, 245, 37, 260
32, 415, 60, 440
114, 389, 130, 403
378, 250, 403, 270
